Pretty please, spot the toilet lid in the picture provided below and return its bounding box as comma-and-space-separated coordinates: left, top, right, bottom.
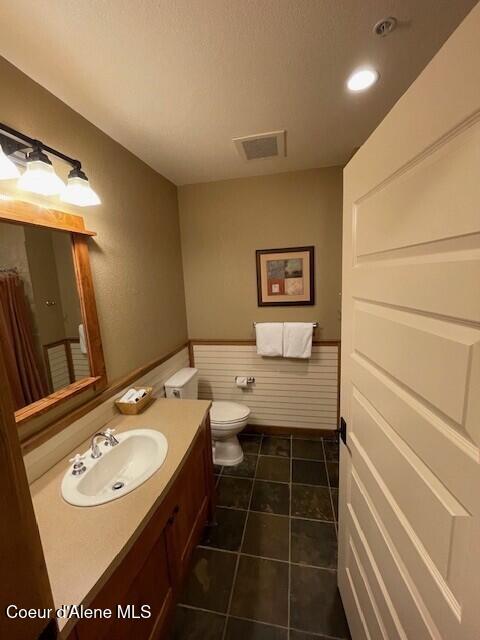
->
210, 401, 250, 424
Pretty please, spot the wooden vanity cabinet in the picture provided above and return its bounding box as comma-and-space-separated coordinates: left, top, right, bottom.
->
73, 417, 214, 640
165, 424, 210, 586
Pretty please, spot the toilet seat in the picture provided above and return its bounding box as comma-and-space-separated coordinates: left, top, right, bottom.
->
210, 401, 250, 425
211, 418, 248, 431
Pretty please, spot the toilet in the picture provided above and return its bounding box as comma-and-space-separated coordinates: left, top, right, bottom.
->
164, 367, 250, 466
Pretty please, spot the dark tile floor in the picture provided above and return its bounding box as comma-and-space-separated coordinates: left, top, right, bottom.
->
171, 433, 350, 640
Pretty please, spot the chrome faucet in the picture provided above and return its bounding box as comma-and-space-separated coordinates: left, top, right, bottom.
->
90, 428, 119, 459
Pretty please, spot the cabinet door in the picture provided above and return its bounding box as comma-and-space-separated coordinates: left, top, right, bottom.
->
167, 431, 209, 584
76, 530, 173, 640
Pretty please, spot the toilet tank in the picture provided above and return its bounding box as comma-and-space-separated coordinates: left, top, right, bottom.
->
164, 367, 198, 399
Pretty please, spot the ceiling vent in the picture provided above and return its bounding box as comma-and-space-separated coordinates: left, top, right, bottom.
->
233, 130, 286, 160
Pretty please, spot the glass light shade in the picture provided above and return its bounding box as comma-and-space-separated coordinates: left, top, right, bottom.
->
17, 159, 65, 195
61, 175, 101, 206
0, 146, 20, 180
347, 68, 379, 92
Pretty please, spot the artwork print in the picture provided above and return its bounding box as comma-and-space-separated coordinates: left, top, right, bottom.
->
256, 246, 314, 306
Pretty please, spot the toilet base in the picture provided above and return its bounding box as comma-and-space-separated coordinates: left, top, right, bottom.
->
213, 435, 244, 466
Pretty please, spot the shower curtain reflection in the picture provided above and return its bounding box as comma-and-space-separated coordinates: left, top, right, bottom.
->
0, 269, 47, 410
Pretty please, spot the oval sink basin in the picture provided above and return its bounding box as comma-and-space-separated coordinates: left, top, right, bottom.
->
61, 429, 168, 507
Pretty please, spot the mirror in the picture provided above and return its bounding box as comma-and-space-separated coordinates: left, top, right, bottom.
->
0, 220, 92, 411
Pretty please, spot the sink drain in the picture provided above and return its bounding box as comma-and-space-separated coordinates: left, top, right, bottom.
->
112, 481, 125, 491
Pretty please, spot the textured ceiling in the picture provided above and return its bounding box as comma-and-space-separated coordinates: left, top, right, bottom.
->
0, 0, 477, 185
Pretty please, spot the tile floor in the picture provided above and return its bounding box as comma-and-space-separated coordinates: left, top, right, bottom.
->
171, 433, 350, 640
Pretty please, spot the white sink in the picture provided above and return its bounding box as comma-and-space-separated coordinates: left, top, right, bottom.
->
61, 429, 168, 507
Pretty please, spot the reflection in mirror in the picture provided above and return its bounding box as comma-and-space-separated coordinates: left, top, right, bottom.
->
0, 220, 91, 411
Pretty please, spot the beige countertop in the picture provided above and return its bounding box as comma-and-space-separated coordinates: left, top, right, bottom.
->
30, 398, 211, 634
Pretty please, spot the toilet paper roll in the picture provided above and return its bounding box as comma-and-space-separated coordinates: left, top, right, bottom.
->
235, 376, 249, 388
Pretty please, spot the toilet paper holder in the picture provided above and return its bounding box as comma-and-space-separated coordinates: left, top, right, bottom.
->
235, 376, 255, 385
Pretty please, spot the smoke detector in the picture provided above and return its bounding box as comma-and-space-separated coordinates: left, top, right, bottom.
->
373, 17, 397, 37
233, 130, 286, 160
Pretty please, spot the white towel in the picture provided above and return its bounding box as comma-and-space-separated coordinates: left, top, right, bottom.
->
255, 323, 283, 357
79, 323, 87, 354
283, 322, 313, 359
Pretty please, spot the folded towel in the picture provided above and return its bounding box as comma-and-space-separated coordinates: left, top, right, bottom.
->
255, 322, 283, 357
79, 323, 87, 354
283, 322, 313, 359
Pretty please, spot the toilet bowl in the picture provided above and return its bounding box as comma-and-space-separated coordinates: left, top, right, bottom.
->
210, 401, 250, 466
164, 368, 251, 466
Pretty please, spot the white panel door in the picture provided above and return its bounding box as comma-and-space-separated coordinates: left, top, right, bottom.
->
338, 6, 480, 640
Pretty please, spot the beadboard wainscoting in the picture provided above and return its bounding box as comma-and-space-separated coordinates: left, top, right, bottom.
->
24, 346, 190, 483
191, 341, 340, 433
71, 342, 90, 380
45, 340, 91, 392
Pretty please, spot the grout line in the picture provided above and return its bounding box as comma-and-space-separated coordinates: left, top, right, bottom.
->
259, 452, 327, 462
220, 433, 264, 640
234, 450, 335, 464
215, 465, 224, 488
257, 453, 292, 460
216, 503, 335, 525
178, 603, 346, 640
220, 473, 331, 490
194, 546, 337, 574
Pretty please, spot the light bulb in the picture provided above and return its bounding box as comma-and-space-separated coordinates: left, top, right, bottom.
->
347, 68, 379, 92
17, 148, 65, 196
0, 145, 20, 180
61, 167, 101, 207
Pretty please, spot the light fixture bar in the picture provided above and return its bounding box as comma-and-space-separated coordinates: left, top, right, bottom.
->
0, 121, 82, 171
0, 122, 101, 206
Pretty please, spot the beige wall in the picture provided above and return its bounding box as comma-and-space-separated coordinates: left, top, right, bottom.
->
51, 231, 84, 338
0, 56, 188, 433
24, 227, 67, 346
179, 168, 343, 340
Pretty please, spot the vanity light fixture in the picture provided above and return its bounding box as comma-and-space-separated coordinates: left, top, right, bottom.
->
347, 68, 379, 92
17, 145, 65, 196
61, 166, 101, 207
0, 122, 101, 206
0, 143, 20, 180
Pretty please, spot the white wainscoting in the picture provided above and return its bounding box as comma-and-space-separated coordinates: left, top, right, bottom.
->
192, 342, 339, 431
46, 343, 70, 391
24, 346, 190, 483
71, 342, 90, 380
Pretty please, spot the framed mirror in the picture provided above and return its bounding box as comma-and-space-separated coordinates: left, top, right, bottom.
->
0, 199, 106, 425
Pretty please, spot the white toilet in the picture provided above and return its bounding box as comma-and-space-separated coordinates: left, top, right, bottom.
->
164, 367, 250, 466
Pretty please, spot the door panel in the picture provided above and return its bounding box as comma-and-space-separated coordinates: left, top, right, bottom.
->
353, 302, 476, 424
339, 6, 480, 639
354, 123, 480, 258
352, 388, 469, 580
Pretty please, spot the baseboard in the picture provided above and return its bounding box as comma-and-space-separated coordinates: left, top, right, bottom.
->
245, 423, 338, 438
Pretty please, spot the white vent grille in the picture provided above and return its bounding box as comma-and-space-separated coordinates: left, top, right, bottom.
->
233, 130, 286, 160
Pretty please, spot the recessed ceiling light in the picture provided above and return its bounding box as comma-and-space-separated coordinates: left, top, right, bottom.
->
347, 68, 379, 92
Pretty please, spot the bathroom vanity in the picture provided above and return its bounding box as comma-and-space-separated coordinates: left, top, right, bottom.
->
30, 399, 214, 639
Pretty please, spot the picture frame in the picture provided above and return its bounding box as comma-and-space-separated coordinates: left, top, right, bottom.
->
256, 246, 315, 306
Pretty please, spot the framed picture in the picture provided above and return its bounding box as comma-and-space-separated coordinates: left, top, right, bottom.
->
256, 246, 315, 306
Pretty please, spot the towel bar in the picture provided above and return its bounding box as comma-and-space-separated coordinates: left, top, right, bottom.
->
253, 321, 318, 328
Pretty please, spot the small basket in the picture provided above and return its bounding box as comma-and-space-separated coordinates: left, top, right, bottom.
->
115, 386, 154, 415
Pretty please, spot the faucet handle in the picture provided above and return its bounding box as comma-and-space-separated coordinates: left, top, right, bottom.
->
69, 453, 87, 476
104, 427, 119, 446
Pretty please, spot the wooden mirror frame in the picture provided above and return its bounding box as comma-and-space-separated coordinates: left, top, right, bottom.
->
0, 199, 107, 426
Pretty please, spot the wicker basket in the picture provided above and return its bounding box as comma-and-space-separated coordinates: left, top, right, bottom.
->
115, 386, 154, 415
